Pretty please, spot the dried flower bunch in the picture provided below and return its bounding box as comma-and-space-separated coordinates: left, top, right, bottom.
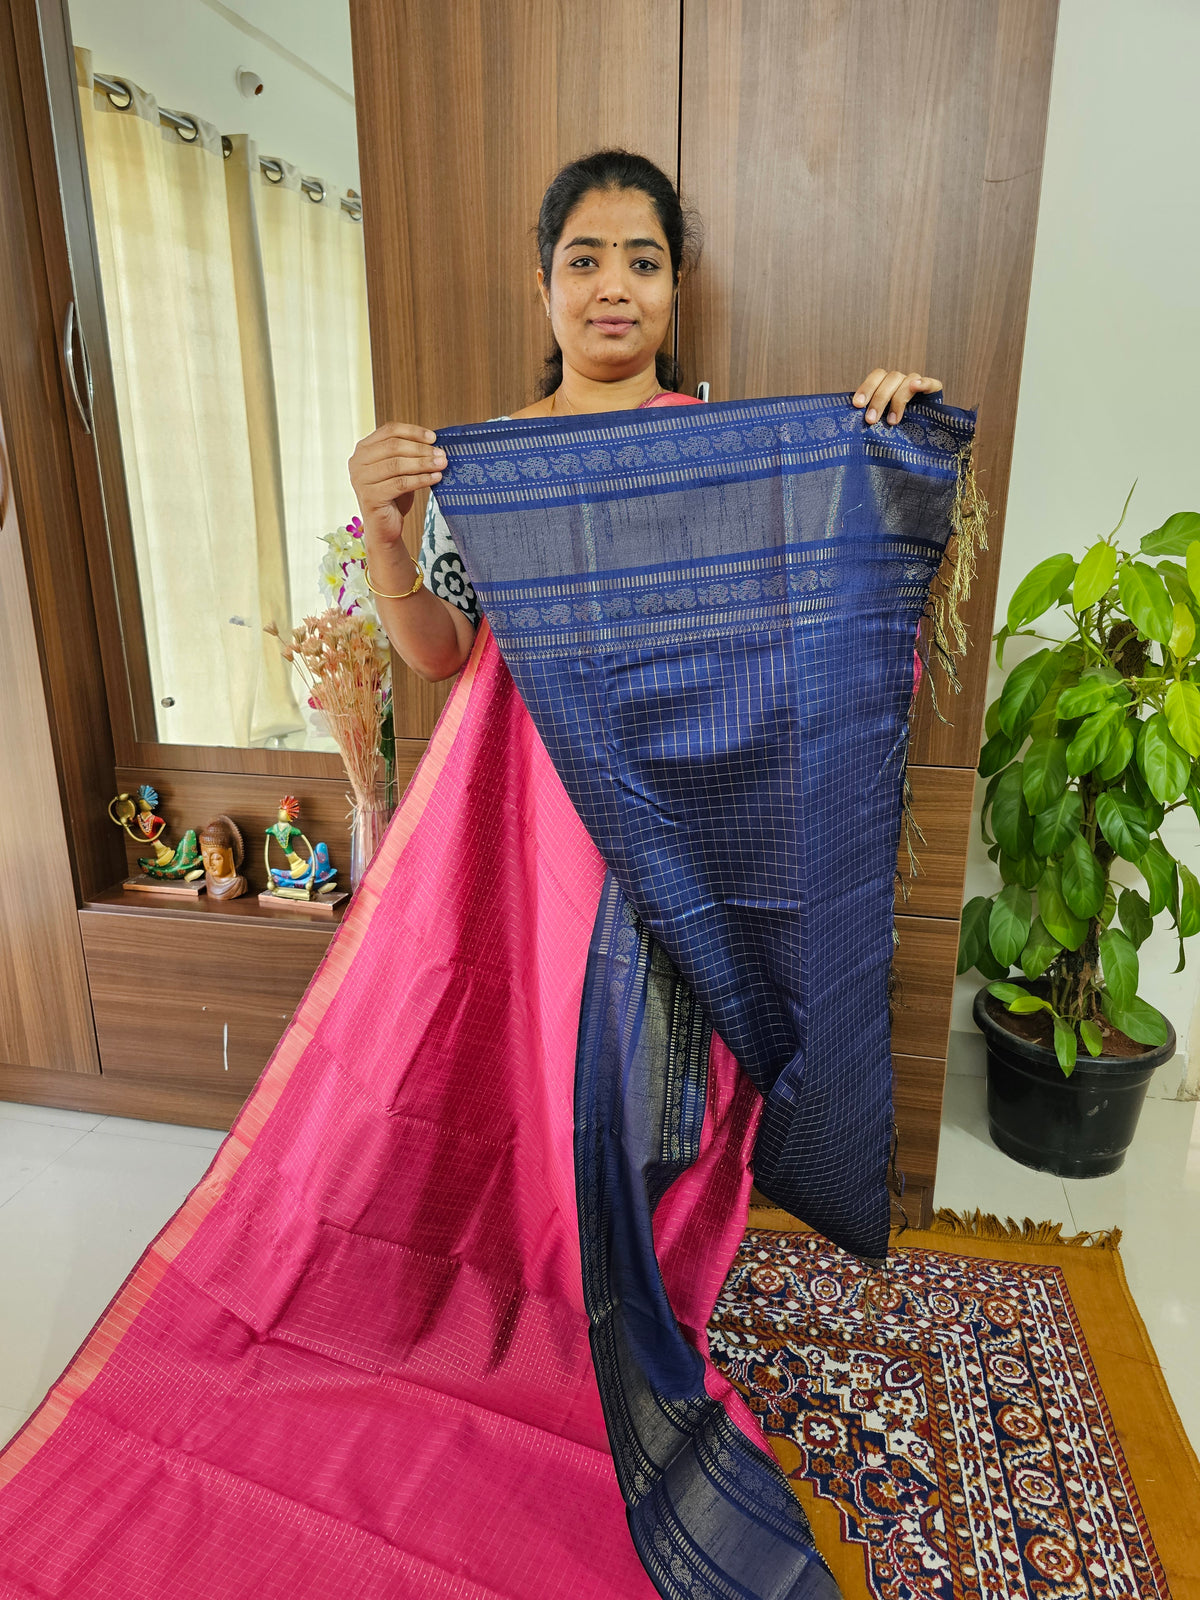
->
265, 609, 390, 805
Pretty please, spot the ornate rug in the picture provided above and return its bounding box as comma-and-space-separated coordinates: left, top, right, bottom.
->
708, 1213, 1200, 1600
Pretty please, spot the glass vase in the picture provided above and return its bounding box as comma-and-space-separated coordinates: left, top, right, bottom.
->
349, 793, 390, 890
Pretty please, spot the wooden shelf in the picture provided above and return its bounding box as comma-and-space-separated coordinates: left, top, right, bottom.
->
84, 881, 347, 929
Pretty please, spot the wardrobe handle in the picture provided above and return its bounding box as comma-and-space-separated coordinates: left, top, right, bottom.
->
61, 299, 94, 435
695, 381, 710, 402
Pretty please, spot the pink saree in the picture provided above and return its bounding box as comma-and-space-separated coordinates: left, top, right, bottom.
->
0, 625, 768, 1598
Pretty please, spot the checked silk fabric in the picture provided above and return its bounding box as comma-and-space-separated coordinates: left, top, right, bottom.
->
434, 392, 976, 1600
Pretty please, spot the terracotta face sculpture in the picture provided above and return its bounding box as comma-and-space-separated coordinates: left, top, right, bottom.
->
198, 814, 247, 900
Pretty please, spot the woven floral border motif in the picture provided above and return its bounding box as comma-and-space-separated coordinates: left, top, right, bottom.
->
708, 1232, 1170, 1600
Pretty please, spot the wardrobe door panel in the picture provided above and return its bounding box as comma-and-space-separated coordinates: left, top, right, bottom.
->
350, 0, 681, 738
0, 412, 98, 1075
679, 0, 1058, 769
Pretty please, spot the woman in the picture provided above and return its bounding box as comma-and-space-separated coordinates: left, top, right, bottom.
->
349, 149, 943, 682
343, 151, 960, 1597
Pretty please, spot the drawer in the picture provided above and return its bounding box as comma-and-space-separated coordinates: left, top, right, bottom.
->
80, 910, 333, 1093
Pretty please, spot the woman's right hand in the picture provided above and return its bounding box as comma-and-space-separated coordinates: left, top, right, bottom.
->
347, 422, 447, 548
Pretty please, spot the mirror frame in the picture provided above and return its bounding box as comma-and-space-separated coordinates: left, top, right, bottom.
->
33, 0, 366, 781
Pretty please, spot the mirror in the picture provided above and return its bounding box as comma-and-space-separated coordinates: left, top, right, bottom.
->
65, 0, 373, 751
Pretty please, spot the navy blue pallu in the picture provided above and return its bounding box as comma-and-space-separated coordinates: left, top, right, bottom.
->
434, 392, 978, 1600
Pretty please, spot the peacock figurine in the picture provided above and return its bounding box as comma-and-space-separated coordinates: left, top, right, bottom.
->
264, 796, 338, 896
108, 783, 204, 880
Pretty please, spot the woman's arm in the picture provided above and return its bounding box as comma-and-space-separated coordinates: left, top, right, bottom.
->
348, 421, 475, 682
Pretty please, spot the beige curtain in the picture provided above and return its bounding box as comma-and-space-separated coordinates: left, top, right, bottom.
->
75, 50, 373, 749
255, 159, 375, 623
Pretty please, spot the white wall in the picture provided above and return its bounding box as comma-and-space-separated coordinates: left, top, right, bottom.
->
67, 0, 360, 195
953, 0, 1200, 1063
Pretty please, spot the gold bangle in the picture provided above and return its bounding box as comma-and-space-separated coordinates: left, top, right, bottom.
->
364, 559, 424, 600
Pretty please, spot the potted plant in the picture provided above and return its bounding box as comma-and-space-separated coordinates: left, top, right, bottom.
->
958, 491, 1199, 1176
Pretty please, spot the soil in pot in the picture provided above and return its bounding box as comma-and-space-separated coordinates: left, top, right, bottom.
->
973, 979, 1176, 1180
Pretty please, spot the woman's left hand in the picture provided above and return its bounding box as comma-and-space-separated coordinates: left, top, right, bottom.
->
851, 369, 943, 426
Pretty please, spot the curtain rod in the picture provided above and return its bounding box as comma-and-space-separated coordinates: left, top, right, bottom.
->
91, 71, 363, 221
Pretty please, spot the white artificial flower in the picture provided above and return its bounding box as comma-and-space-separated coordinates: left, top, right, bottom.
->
318, 554, 344, 604
341, 563, 371, 611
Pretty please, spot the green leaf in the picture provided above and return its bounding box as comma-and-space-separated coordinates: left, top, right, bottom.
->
1125, 760, 1166, 830
1100, 990, 1169, 1048
1141, 511, 1200, 558
998, 851, 1044, 890
1007, 555, 1077, 633
1019, 914, 1062, 979
1066, 705, 1124, 775
1158, 562, 1193, 608
987, 981, 1030, 1005
1061, 832, 1106, 918
1037, 859, 1088, 950
984, 697, 1001, 739
1137, 712, 1191, 803
1099, 927, 1139, 1009
1055, 679, 1115, 721
1079, 1018, 1104, 1057
1169, 602, 1197, 661
1118, 887, 1154, 949
992, 764, 1034, 860
1139, 836, 1178, 917
989, 884, 1033, 967
1187, 541, 1200, 607
1009, 994, 1053, 1014
1118, 561, 1174, 645
1033, 788, 1083, 857
1072, 541, 1117, 611
978, 731, 1020, 779
957, 896, 994, 974
1051, 1014, 1078, 1076
1095, 787, 1151, 861
975, 944, 1012, 981
1100, 877, 1117, 928
1096, 719, 1135, 780
997, 649, 1061, 738
1165, 680, 1200, 758
1178, 860, 1200, 938
1021, 736, 1069, 813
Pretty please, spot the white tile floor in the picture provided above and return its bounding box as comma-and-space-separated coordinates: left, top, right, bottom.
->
1, 1040, 1197, 1454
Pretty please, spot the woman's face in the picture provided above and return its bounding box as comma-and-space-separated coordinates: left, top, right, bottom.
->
538, 187, 675, 383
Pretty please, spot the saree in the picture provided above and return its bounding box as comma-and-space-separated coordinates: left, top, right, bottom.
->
0, 391, 980, 1600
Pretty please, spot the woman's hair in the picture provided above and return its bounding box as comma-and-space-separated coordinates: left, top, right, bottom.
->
535, 149, 702, 398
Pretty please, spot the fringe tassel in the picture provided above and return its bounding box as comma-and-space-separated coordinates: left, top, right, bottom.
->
926, 1207, 1123, 1251
896, 770, 928, 898
894, 440, 988, 900
920, 439, 990, 725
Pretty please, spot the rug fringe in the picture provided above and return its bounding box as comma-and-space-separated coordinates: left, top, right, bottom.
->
925, 1207, 1123, 1251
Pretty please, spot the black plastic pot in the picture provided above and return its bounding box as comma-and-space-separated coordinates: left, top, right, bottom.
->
972, 983, 1176, 1179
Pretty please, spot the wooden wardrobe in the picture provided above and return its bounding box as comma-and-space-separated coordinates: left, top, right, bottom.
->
0, 0, 1058, 1228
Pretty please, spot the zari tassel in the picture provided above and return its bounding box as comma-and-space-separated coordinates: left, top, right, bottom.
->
895, 439, 989, 899
919, 438, 990, 725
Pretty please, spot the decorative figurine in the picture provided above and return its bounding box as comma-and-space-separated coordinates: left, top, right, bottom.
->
108, 783, 205, 895
198, 814, 248, 901
258, 796, 347, 917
